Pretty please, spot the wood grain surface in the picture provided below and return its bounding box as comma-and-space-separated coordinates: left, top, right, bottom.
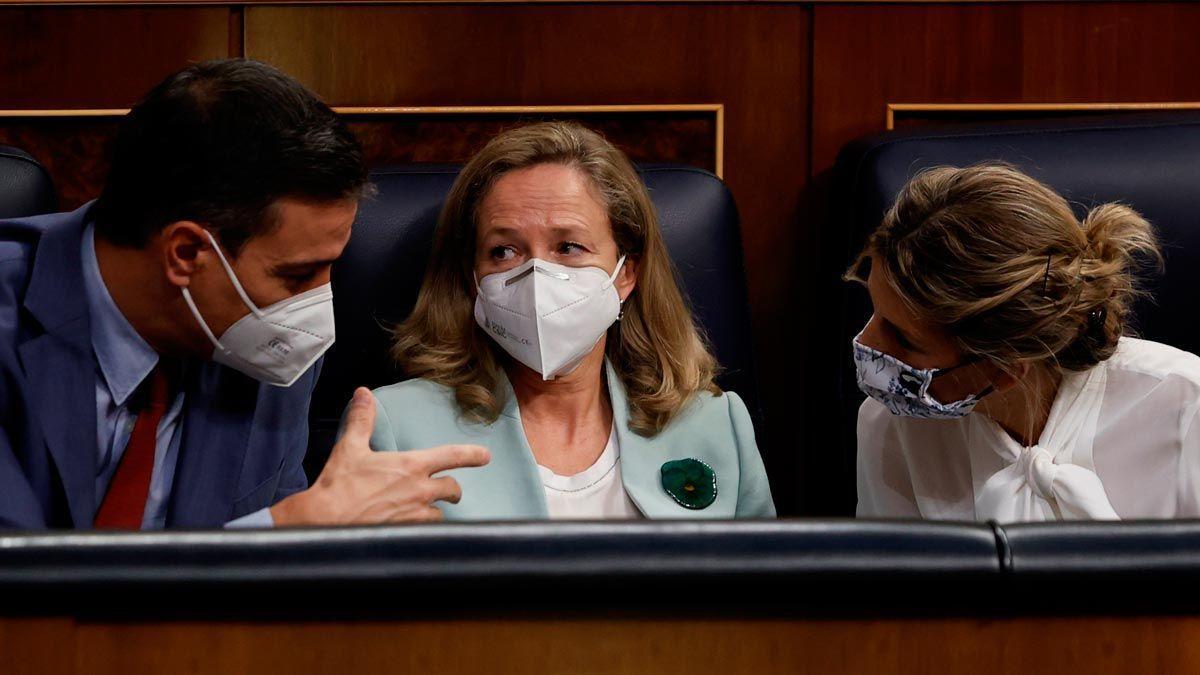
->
3, 615, 1199, 674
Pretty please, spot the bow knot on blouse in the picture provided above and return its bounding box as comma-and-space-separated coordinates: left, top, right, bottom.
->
1017, 446, 1057, 502
971, 366, 1121, 523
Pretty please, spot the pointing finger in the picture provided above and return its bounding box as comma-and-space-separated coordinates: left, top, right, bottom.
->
410, 444, 491, 475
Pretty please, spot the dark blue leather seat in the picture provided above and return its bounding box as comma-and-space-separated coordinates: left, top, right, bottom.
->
828, 112, 1200, 514
307, 164, 763, 477
999, 520, 1200, 613
0, 146, 55, 219
0, 520, 1002, 614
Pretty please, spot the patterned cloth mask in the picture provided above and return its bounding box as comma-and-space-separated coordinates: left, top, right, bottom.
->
852, 330, 993, 419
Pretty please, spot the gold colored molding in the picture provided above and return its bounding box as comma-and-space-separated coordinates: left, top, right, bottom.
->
0, 0, 1107, 5
0, 104, 725, 178
886, 102, 1200, 130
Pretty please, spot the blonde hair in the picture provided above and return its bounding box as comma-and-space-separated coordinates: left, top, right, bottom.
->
848, 163, 1162, 374
392, 121, 719, 435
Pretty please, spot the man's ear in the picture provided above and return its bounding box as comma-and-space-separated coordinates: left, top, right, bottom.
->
161, 221, 212, 289
616, 255, 638, 303
989, 361, 1030, 395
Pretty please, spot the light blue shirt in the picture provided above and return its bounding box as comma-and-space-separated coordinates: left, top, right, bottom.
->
83, 225, 273, 529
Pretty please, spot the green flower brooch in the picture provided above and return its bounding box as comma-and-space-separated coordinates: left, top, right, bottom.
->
660, 458, 717, 509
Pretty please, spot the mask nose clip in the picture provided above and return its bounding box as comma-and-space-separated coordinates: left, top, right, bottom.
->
536, 267, 572, 281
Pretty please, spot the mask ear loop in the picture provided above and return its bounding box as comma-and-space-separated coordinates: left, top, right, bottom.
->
608, 255, 628, 284
930, 357, 980, 378
202, 230, 266, 318
931, 356, 996, 402
181, 286, 225, 351
181, 230, 257, 354
610, 255, 628, 321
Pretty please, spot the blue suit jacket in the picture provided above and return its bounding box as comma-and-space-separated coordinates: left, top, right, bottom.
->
0, 204, 318, 529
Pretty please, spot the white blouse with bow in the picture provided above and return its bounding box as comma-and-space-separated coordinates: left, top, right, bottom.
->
857, 337, 1200, 523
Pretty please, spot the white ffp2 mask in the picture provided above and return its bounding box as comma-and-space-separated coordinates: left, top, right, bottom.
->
474, 256, 626, 380
182, 231, 336, 387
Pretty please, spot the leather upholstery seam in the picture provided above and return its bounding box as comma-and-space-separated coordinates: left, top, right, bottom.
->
989, 519, 1014, 574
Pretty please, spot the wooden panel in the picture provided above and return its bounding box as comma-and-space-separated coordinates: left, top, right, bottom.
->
0, 117, 120, 210
812, 2, 1200, 174
0, 0, 1159, 4
4, 615, 1200, 673
0, 618, 73, 675
0, 7, 231, 108
246, 4, 811, 514
0, 0, 1129, 5
345, 110, 719, 174
889, 102, 1200, 129
0, 107, 718, 212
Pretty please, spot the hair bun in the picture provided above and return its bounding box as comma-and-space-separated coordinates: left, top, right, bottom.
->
1052, 202, 1162, 370
1081, 203, 1161, 269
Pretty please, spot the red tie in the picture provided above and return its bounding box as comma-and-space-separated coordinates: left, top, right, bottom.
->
94, 366, 171, 530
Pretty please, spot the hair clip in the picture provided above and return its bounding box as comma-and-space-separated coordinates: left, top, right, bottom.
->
1041, 253, 1053, 296
1088, 307, 1108, 336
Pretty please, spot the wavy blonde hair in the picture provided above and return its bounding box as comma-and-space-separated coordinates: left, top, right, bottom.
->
392, 121, 719, 436
848, 163, 1162, 374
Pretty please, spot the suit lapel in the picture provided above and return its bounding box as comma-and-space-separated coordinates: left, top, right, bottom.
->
18, 331, 97, 528
605, 361, 677, 518
447, 372, 547, 520
498, 383, 549, 518
166, 362, 256, 527
18, 205, 99, 527
609, 362, 737, 518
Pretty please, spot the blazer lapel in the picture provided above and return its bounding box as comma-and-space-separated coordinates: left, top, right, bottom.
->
166, 362, 256, 527
605, 361, 676, 518
18, 206, 98, 528
444, 373, 548, 520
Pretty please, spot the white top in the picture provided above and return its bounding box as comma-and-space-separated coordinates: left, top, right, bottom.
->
537, 425, 644, 520
857, 337, 1200, 523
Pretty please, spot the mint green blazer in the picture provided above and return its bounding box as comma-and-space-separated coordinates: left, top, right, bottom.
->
367, 362, 776, 520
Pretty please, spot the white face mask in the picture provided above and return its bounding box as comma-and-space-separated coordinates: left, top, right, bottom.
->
182, 231, 336, 387
474, 256, 626, 380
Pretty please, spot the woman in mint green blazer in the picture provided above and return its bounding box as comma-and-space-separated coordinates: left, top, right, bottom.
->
368, 121, 775, 520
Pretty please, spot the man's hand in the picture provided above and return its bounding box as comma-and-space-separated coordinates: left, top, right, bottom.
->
271, 387, 490, 525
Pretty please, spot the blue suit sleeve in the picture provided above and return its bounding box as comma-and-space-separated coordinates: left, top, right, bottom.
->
270, 358, 321, 504
0, 253, 47, 528
728, 391, 777, 518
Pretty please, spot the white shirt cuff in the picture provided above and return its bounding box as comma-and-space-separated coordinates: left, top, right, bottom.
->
224, 507, 275, 529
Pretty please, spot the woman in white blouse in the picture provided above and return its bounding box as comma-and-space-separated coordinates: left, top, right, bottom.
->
849, 163, 1200, 523
359, 122, 774, 521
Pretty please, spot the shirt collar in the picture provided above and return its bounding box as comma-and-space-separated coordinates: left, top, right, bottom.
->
81, 224, 159, 406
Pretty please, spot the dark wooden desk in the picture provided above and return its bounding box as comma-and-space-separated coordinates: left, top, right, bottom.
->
4, 615, 1199, 674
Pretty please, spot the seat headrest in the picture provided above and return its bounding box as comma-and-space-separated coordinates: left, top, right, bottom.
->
0, 146, 55, 219
837, 112, 1200, 362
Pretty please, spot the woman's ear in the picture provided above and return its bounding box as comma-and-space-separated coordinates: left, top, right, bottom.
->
989, 361, 1030, 395
161, 221, 212, 289
615, 256, 638, 302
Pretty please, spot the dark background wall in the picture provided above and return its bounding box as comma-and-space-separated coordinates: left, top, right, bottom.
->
3, 1, 1199, 516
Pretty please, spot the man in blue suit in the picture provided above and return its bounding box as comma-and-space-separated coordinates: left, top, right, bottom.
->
0, 59, 488, 529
